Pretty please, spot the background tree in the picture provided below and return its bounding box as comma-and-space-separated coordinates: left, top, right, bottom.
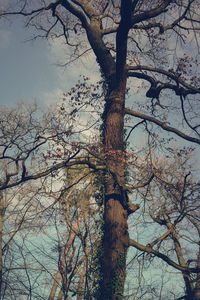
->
0, 97, 103, 299
127, 148, 200, 300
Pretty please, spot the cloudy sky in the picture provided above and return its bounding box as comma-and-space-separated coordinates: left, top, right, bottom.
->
0, 17, 100, 108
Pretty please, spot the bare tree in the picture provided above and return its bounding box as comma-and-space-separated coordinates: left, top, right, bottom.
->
128, 148, 200, 300
0, 101, 103, 299
1, 1, 200, 298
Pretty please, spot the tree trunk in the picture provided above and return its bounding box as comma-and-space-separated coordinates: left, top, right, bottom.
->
99, 77, 129, 300
77, 259, 86, 300
0, 192, 5, 299
194, 250, 200, 300
49, 207, 83, 300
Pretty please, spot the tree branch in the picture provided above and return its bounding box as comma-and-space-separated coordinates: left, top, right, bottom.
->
129, 238, 200, 273
131, 0, 172, 26
125, 108, 200, 145
116, 0, 132, 82
132, 0, 194, 33
0, 151, 105, 191
128, 65, 200, 95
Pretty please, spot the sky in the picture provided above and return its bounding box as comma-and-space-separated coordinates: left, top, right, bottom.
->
0, 9, 199, 300
0, 17, 100, 108
0, 14, 199, 153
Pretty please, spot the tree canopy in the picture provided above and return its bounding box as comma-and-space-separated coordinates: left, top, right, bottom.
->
0, 1, 200, 299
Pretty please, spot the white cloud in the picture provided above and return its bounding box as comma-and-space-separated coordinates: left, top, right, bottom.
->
42, 87, 63, 106
0, 29, 12, 49
46, 37, 101, 90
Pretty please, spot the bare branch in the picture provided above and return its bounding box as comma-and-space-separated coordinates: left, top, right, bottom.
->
125, 108, 200, 145
129, 238, 199, 273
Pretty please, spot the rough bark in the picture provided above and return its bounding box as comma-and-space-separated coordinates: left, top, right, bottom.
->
194, 247, 200, 300
0, 192, 5, 298
98, 74, 129, 299
97, 2, 132, 296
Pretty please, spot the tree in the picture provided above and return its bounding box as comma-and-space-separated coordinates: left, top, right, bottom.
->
128, 148, 200, 300
0, 103, 55, 298
48, 165, 102, 300
1, 1, 200, 299
0, 100, 103, 299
